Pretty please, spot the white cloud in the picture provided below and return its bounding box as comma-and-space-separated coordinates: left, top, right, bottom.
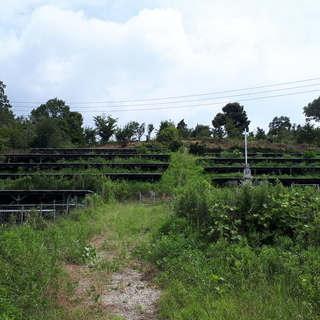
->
1, 1, 320, 131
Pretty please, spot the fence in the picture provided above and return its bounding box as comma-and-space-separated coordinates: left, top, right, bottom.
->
0, 201, 77, 224
137, 192, 173, 205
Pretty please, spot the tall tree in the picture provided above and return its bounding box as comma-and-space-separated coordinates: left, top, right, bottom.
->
135, 122, 145, 141
115, 121, 138, 147
303, 96, 320, 122
93, 113, 117, 143
31, 118, 69, 148
177, 119, 191, 139
0, 81, 26, 151
0, 81, 14, 127
295, 123, 320, 145
30, 98, 85, 147
30, 98, 70, 121
84, 126, 97, 144
192, 124, 211, 138
146, 123, 154, 141
212, 102, 250, 138
255, 127, 267, 140
268, 116, 293, 142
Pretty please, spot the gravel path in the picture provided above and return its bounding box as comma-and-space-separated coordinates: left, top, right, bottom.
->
62, 248, 161, 319
102, 262, 160, 319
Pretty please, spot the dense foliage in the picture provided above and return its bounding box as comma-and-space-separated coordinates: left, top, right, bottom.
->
135, 150, 320, 319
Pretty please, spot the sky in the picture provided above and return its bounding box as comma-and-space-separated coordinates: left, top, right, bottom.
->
1, 0, 320, 133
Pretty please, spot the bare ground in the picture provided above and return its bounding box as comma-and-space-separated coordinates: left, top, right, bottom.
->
58, 236, 161, 320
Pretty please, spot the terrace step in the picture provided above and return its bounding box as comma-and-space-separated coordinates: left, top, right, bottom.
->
0, 190, 94, 205
212, 177, 320, 186
29, 148, 168, 154
0, 162, 169, 172
2, 153, 171, 163
0, 172, 163, 181
200, 158, 320, 165
204, 166, 320, 174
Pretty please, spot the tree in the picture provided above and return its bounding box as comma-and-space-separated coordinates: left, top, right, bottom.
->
146, 123, 154, 141
212, 126, 226, 138
84, 126, 97, 144
0, 81, 14, 127
156, 120, 178, 143
192, 124, 211, 138
0, 81, 26, 151
31, 117, 69, 148
177, 119, 191, 139
93, 113, 117, 143
30, 98, 85, 147
212, 102, 250, 138
268, 116, 293, 141
30, 98, 70, 122
157, 126, 179, 143
255, 127, 267, 140
115, 121, 139, 147
296, 123, 320, 145
303, 96, 320, 122
12, 116, 36, 149
135, 122, 145, 141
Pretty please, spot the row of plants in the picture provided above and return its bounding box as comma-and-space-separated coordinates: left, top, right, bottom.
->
1, 166, 166, 175
216, 149, 320, 159
200, 159, 320, 167
4, 151, 320, 192
1, 173, 164, 198
59, 155, 170, 164
197, 149, 320, 182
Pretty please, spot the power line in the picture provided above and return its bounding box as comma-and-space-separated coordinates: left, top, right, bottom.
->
12, 88, 320, 113
65, 83, 320, 108
76, 88, 320, 112
11, 76, 320, 106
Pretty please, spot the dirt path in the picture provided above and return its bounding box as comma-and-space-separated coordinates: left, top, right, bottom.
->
101, 261, 160, 319
60, 237, 161, 319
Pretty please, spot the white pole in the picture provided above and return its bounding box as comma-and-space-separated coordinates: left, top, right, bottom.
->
244, 130, 251, 179
245, 130, 248, 165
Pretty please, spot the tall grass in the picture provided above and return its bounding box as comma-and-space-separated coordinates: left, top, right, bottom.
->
3, 147, 320, 319
0, 198, 169, 319
134, 149, 320, 319
136, 213, 320, 319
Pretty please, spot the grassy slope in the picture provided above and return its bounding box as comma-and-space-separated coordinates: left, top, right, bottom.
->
0, 200, 170, 319
2, 142, 320, 319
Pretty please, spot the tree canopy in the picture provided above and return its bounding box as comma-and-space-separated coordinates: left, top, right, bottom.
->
303, 96, 320, 122
268, 116, 293, 142
93, 113, 117, 143
0, 81, 26, 151
156, 120, 178, 143
212, 102, 250, 138
30, 98, 85, 147
3, 80, 320, 149
0, 81, 15, 128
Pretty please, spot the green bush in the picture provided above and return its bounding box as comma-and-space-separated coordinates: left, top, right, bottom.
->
173, 180, 320, 246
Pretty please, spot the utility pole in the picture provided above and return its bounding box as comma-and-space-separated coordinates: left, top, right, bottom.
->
243, 130, 251, 179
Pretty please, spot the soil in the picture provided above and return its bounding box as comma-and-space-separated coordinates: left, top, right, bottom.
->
60, 237, 161, 320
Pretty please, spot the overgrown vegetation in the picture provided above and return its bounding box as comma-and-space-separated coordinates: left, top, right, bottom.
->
0, 198, 169, 319
3, 146, 320, 319
134, 149, 320, 319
